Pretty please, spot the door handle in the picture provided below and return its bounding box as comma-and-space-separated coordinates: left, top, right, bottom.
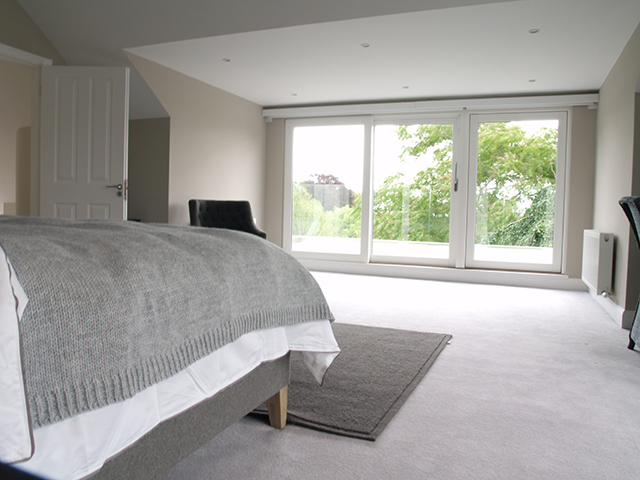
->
106, 183, 124, 197
453, 163, 459, 192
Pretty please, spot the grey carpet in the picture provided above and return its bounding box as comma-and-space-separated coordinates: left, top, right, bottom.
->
253, 323, 451, 440
159, 273, 640, 480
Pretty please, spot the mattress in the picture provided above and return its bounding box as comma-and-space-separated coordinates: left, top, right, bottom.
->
0, 245, 340, 480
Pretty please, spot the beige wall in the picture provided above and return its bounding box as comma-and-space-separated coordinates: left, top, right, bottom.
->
0, 0, 66, 66
265, 118, 286, 245
0, 59, 31, 215
564, 106, 598, 278
1, 0, 66, 217
15, 126, 31, 215
594, 22, 640, 312
629, 94, 640, 318
128, 117, 171, 223
126, 53, 267, 227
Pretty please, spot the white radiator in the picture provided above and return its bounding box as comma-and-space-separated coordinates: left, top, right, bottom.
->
582, 230, 614, 295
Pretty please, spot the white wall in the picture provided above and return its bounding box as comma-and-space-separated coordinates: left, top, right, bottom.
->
126, 53, 267, 227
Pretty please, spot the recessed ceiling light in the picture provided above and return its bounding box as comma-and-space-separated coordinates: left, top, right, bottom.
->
529, 29, 540, 34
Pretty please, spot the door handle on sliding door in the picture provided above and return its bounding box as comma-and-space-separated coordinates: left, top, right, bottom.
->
453, 163, 459, 192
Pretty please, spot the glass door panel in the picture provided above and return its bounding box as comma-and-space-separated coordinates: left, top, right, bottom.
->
290, 124, 364, 255
284, 110, 568, 274
468, 114, 566, 271
371, 122, 453, 264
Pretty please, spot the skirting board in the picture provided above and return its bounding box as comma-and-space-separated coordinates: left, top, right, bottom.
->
589, 290, 632, 330
303, 259, 588, 291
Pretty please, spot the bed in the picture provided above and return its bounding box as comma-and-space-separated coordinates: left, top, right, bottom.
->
0, 216, 340, 480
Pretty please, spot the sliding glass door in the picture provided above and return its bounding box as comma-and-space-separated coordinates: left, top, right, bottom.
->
371, 120, 457, 266
284, 110, 568, 273
284, 117, 371, 261
467, 112, 567, 272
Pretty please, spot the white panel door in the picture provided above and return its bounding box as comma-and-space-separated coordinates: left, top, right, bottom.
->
40, 66, 129, 220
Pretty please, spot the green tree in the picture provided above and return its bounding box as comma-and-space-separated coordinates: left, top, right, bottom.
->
292, 121, 558, 249
376, 122, 558, 248
292, 183, 325, 236
292, 180, 361, 239
321, 197, 361, 238
488, 185, 555, 247
475, 122, 557, 247
373, 124, 453, 243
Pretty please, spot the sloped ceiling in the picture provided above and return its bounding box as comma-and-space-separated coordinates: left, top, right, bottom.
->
15, 0, 640, 118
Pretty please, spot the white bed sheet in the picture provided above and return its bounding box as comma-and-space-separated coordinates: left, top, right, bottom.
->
0, 247, 31, 464
20, 321, 339, 480
0, 246, 339, 480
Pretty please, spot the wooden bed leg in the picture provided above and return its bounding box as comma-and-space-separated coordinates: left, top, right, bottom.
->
266, 385, 288, 429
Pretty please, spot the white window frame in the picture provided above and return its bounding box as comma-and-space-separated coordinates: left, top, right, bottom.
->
369, 114, 463, 268
466, 111, 568, 273
283, 116, 372, 263
276, 94, 594, 275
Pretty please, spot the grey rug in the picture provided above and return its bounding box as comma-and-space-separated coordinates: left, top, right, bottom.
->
253, 323, 452, 440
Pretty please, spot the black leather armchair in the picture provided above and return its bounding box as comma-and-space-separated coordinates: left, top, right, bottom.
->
619, 196, 640, 349
188, 199, 267, 239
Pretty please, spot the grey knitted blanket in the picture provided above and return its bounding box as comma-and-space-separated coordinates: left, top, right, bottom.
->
0, 216, 333, 429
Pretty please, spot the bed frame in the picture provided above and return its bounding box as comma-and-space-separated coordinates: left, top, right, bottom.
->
91, 353, 290, 479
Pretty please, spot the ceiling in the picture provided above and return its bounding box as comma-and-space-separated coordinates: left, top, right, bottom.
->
16, 0, 640, 119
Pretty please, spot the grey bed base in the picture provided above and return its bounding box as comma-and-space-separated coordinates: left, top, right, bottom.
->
89, 353, 291, 480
